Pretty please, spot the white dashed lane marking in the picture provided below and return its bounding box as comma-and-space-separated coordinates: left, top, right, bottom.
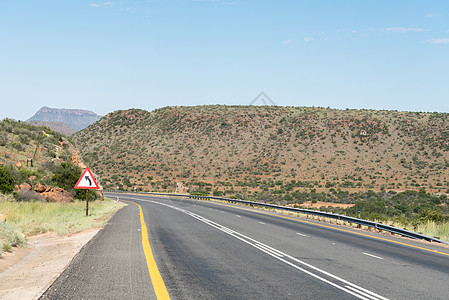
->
363, 253, 384, 260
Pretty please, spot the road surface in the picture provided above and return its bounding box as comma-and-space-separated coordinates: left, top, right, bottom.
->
41, 193, 449, 299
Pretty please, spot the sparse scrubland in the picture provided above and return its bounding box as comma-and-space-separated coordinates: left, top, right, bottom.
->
72, 105, 449, 241
74, 106, 449, 195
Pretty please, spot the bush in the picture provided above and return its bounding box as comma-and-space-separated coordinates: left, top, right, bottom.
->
59, 150, 72, 162
0, 165, 14, 194
11, 141, 25, 151
213, 190, 223, 196
14, 190, 44, 202
17, 168, 40, 184
75, 189, 98, 201
52, 162, 82, 191
19, 134, 30, 145
190, 191, 209, 196
1, 119, 14, 133
0, 133, 8, 146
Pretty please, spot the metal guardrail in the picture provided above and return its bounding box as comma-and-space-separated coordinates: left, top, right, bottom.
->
105, 190, 449, 245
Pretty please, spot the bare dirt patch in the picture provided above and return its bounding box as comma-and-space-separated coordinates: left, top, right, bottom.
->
0, 229, 100, 300
289, 201, 355, 209
0, 246, 31, 274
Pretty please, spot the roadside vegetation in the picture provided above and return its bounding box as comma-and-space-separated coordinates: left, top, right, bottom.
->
0, 118, 126, 257
0, 193, 126, 257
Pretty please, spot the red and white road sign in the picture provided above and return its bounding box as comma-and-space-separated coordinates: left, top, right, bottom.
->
74, 167, 100, 189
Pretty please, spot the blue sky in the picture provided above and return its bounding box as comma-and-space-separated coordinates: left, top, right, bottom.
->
1, 0, 448, 120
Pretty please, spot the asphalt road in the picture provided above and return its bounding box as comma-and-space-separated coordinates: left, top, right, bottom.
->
40, 201, 157, 300
42, 193, 449, 299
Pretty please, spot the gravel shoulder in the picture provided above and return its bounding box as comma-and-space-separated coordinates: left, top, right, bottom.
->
0, 229, 100, 300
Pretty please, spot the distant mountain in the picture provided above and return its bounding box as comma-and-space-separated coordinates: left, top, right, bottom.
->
27, 120, 76, 136
27, 106, 102, 131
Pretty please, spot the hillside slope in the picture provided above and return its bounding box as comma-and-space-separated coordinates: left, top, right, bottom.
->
0, 119, 74, 168
0, 118, 91, 195
72, 106, 449, 198
27, 121, 76, 136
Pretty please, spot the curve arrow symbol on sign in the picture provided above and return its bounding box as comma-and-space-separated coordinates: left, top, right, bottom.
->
85, 176, 92, 186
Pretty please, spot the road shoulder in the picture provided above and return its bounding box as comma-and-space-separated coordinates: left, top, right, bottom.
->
0, 229, 100, 300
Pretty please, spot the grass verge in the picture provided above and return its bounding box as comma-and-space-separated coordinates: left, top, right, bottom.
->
388, 220, 449, 243
0, 194, 126, 257
0, 221, 27, 257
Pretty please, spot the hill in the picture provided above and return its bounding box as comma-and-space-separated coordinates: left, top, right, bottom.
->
27, 107, 102, 131
0, 118, 98, 202
0, 118, 74, 169
27, 121, 76, 136
72, 106, 449, 199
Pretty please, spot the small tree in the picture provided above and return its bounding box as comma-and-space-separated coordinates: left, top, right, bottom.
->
52, 162, 82, 191
0, 165, 15, 194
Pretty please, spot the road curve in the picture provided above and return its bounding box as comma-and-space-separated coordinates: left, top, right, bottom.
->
44, 193, 449, 299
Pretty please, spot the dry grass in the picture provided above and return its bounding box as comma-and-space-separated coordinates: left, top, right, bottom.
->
0, 194, 126, 257
388, 220, 449, 243
0, 197, 126, 236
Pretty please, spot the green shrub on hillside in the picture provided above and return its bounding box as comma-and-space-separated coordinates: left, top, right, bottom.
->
0, 165, 15, 194
11, 141, 25, 151
52, 162, 82, 191
0, 133, 7, 146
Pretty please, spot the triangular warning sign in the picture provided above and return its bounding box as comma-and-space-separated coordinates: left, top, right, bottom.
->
74, 167, 100, 189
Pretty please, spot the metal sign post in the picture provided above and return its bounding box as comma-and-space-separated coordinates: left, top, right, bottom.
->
86, 190, 89, 216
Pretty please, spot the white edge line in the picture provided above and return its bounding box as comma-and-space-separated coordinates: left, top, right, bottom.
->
345, 285, 383, 300
363, 252, 384, 260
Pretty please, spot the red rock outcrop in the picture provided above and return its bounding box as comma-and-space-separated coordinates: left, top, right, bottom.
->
40, 188, 74, 203
34, 183, 46, 193
19, 183, 32, 191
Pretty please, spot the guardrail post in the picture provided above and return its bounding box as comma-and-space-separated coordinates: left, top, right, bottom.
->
357, 224, 361, 229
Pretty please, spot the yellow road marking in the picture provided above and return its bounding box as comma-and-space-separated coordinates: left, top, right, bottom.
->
201, 199, 449, 257
130, 201, 170, 300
